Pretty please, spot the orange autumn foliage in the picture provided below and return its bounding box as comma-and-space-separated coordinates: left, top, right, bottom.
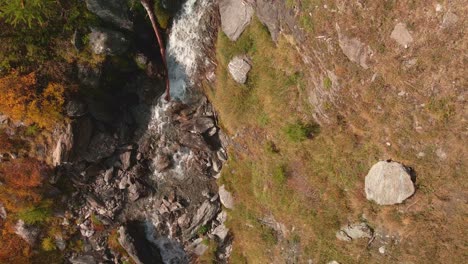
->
0, 230, 32, 264
0, 71, 65, 128
0, 158, 46, 188
0, 158, 48, 213
0, 132, 14, 152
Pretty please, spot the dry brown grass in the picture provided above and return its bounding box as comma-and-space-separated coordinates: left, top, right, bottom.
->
209, 1, 467, 263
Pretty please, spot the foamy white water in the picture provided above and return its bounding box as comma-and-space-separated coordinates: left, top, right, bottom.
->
166, 0, 213, 101
152, 0, 213, 179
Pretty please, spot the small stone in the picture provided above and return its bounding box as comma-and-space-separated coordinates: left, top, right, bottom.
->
228, 55, 251, 84
379, 246, 386, 254
391, 23, 414, 48
441, 12, 459, 28
417, 152, 426, 158
436, 148, 447, 160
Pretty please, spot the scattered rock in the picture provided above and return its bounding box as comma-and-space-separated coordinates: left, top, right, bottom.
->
154, 153, 172, 172
328, 261, 340, 264
85, 0, 133, 30
441, 12, 459, 29
337, 25, 372, 69
14, 220, 40, 246
219, 185, 234, 209
187, 200, 220, 236
89, 27, 129, 55
219, 0, 254, 41
365, 161, 415, 205
69, 255, 97, 264
119, 151, 133, 170
66, 99, 87, 117
228, 55, 251, 84
180, 117, 215, 134
390, 23, 413, 48
336, 222, 373, 241
55, 235, 66, 251
212, 224, 229, 241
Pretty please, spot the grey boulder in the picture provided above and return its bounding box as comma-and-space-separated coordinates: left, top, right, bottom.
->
85, 0, 133, 30
228, 55, 251, 84
336, 222, 373, 242
219, 0, 254, 41
219, 185, 234, 209
89, 27, 129, 55
365, 161, 415, 205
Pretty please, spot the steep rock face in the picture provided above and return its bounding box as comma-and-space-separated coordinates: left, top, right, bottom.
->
118, 224, 163, 264
53, 124, 73, 166
365, 161, 415, 205
219, 0, 254, 41
85, 0, 133, 30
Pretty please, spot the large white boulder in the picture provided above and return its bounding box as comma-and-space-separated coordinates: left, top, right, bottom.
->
228, 55, 251, 84
219, 0, 254, 41
365, 161, 415, 205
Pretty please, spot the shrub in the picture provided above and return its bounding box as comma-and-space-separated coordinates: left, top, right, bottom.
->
41, 237, 56, 251
0, 0, 57, 28
18, 202, 51, 225
0, 158, 47, 188
283, 121, 319, 142
0, 71, 65, 128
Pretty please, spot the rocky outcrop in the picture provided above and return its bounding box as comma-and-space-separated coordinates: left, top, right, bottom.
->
89, 27, 129, 55
390, 23, 414, 48
85, 0, 133, 30
365, 161, 415, 205
219, 0, 254, 41
336, 222, 373, 242
53, 124, 73, 166
255, 0, 280, 42
228, 55, 251, 84
14, 220, 40, 246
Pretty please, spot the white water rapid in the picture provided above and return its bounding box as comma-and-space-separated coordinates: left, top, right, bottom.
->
148, 0, 214, 179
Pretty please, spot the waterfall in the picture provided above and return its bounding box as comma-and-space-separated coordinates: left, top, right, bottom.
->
166, 0, 213, 101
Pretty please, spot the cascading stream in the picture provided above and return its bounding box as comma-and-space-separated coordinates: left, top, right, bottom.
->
148, 0, 214, 179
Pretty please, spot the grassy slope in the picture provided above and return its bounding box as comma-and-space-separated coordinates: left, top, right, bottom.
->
206, 0, 467, 263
